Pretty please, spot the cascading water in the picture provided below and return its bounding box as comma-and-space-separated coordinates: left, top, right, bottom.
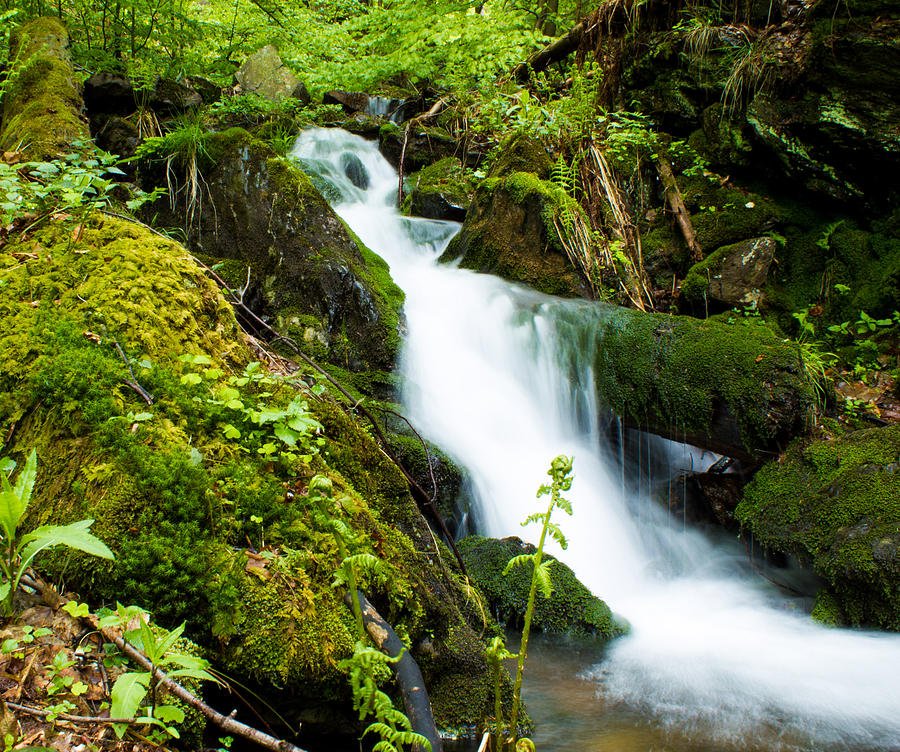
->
291, 129, 900, 750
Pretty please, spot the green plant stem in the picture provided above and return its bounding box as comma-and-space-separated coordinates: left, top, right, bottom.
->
506, 493, 553, 744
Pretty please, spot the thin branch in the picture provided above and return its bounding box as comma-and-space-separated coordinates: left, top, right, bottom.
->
5, 701, 145, 725
112, 338, 154, 405
88, 618, 307, 752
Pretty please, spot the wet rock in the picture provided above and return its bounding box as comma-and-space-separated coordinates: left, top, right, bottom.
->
405, 157, 474, 221
323, 90, 371, 113
340, 152, 369, 190
234, 45, 304, 101
378, 123, 464, 171
439, 171, 588, 297
291, 81, 311, 105
681, 236, 777, 307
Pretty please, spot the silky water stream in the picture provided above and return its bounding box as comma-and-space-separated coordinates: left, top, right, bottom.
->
290, 128, 900, 752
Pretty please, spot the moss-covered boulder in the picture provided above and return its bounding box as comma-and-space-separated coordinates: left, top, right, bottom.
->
439, 172, 589, 297
0, 212, 500, 736
143, 127, 404, 379
404, 157, 474, 221
459, 536, 622, 639
737, 425, 900, 631
0, 18, 90, 160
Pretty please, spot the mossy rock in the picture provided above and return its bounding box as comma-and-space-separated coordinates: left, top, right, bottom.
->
681, 236, 776, 309
458, 536, 623, 639
439, 172, 588, 298
141, 127, 404, 379
0, 18, 90, 160
404, 157, 475, 221
0, 213, 500, 734
737, 425, 900, 630
485, 134, 553, 180
378, 122, 460, 172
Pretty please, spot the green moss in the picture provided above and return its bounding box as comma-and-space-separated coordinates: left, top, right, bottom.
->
737, 426, 900, 630
405, 157, 475, 217
459, 536, 622, 639
0, 18, 90, 160
811, 590, 846, 628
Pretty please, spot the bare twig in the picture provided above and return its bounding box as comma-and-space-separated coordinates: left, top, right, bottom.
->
112, 339, 154, 406
398, 123, 410, 205
6, 701, 146, 726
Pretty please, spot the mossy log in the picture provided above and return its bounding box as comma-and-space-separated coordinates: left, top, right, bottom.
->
0, 18, 90, 160
552, 303, 815, 463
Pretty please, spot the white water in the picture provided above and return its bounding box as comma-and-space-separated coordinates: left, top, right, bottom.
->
291, 129, 900, 750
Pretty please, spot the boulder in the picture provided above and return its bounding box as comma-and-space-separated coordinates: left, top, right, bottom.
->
439, 171, 589, 297
340, 152, 369, 190
681, 235, 777, 307
83, 72, 135, 115
0, 213, 500, 734
141, 128, 404, 376
378, 123, 464, 171
458, 535, 623, 639
323, 90, 371, 113
93, 115, 140, 160
234, 45, 304, 101
737, 425, 900, 631
150, 77, 204, 113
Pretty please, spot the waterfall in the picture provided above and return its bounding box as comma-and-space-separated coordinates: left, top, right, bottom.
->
291, 129, 900, 750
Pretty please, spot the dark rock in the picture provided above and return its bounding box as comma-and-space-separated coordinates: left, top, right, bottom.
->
458, 535, 624, 639
83, 73, 135, 115
142, 128, 404, 375
234, 45, 303, 101
150, 77, 203, 114
340, 152, 369, 190
186, 75, 221, 105
323, 90, 371, 113
378, 123, 464, 171
93, 115, 139, 160
291, 81, 311, 105
738, 425, 900, 631
681, 236, 777, 307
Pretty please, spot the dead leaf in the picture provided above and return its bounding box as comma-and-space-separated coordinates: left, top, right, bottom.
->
755, 354, 763, 362
83, 331, 102, 344
71, 224, 84, 243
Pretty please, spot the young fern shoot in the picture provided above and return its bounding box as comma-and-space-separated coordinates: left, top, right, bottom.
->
503, 454, 574, 746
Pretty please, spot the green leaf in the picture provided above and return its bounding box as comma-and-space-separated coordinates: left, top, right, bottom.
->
273, 424, 301, 447
62, 601, 91, 618
0, 449, 35, 541
110, 672, 150, 736
154, 705, 185, 725
19, 520, 114, 569
180, 373, 202, 385
534, 560, 555, 598
222, 424, 241, 440
502, 553, 535, 576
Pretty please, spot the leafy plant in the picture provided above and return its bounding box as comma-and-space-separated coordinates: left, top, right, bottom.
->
490, 455, 574, 749
0, 449, 114, 616
100, 603, 221, 740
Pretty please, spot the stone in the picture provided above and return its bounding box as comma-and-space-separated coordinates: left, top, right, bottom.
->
150, 77, 204, 113
93, 115, 140, 160
83, 73, 135, 115
340, 152, 369, 190
234, 45, 303, 101
682, 236, 777, 307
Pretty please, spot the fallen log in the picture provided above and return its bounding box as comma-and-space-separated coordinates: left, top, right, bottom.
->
345, 591, 442, 752
0, 17, 90, 160
512, 21, 588, 82
552, 301, 816, 465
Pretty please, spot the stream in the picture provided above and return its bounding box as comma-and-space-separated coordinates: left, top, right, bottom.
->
290, 128, 900, 751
